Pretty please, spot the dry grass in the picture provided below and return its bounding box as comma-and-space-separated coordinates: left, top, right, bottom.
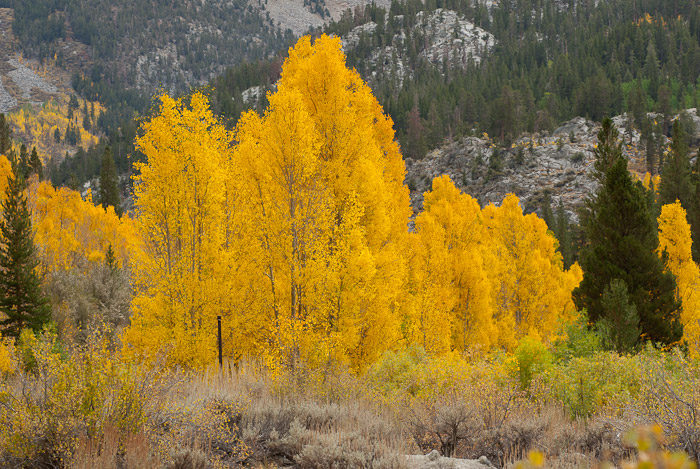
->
3, 342, 700, 468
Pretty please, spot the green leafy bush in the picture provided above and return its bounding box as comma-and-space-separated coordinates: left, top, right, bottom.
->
539, 352, 640, 418
511, 336, 553, 389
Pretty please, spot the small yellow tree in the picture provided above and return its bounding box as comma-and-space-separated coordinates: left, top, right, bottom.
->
410, 175, 496, 352
411, 177, 581, 352
658, 201, 700, 354
483, 194, 582, 348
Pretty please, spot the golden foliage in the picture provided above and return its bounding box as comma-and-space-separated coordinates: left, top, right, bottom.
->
410, 176, 582, 352
123, 92, 234, 369
124, 35, 412, 372
6, 96, 103, 162
0, 159, 131, 272
28, 180, 136, 274
658, 202, 700, 355
0, 333, 14, 374
122, 36, 585, 372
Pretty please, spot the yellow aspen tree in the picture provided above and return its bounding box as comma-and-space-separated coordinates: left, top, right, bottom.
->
482, 194, 582, 348
28, 181, 136, 273
233, 35, 411, 371
123, 93, 233, 368
235, 89, 332, 370
278, 35, 411, 367
657, 201, 700, 354
412, 175, 496, 352
406, 223, 456, 355
0, 155, 12, 197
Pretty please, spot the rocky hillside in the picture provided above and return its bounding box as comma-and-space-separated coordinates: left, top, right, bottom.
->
342, 8, 495, 86
255, 0, 392, 35
13, 0, 295, 94
0, 9, 65, 112
0, 8, 101, 165
406, 110, 700, 220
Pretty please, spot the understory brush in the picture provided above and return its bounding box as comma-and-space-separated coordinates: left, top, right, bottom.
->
1, 329, 700, 468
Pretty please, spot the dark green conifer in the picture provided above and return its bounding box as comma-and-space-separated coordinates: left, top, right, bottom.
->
554, 201, 575, 269
28, 147, 42, 180
99, 146, 121, 216
659, 119, 693, 209
597, 279, 641, 353
0, 160, 50, 338
18, 144, 29, 180
0, 114, 10, 155
540, 191, 554, 230
574, 118, 681, 346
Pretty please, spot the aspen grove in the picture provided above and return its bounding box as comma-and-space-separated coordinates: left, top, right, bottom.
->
121, 35, 585, 371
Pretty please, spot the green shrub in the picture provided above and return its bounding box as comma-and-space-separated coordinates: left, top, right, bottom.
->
511, 336, 553, 389
553, 311, 602, 362
0, 328, 172, 466
540, 352, 640, 418
366, 345, 427, 396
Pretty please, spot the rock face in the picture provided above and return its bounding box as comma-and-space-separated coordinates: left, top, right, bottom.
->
258, 0, 392, 35
405, 119, 599, 221
405, 110, 700, 220
342, 9, 496, 86
7, 58, 58, 100
416, 9, 496, 68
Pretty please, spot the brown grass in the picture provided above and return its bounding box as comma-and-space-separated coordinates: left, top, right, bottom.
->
3, 350, 699, 468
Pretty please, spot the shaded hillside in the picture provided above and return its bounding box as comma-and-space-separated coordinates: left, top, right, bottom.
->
10, 0, 295, 94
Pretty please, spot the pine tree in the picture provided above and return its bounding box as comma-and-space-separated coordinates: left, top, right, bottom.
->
659, 119, 693, 209
644, 41, 661, 101
28, 147, 42, 180
540, 191, 555, 230
0, 114, 10, 155
0, 162, 50, 338
597, 279, 640, 353
18, 144, 29, 180
574, 118, 681, 346
555, 200, 574, 268
68, 94, 79, 114
99, 146, 121, 215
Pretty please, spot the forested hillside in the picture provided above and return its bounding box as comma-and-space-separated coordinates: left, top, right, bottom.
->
211, 0, 700, 161
8, 0, 293, 93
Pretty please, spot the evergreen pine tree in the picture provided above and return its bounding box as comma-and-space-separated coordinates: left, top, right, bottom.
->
99, 146, 121, 215
574, 118, 681, 346
541, 191, 555, 229
0, 161, 50, 338
597, 279, 641, 353
105, 243, 118, 272
555, 200, 574, 269
28, 147, 42, 180
18, 144, 29, 180
0, 114, 10, 155
689, 147, 700, 263
68, 94, 79, 113
659, 119, 693, 209
644, 41, 661, 100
